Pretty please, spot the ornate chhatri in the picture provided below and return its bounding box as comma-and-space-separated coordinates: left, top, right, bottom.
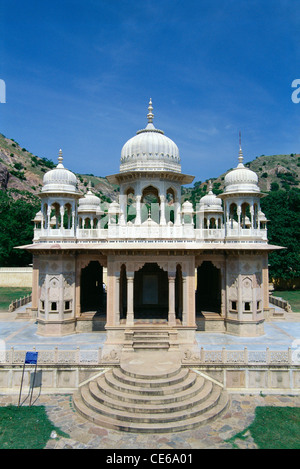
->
20, 99, 281, 345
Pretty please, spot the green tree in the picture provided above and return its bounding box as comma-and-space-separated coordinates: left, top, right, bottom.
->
0, 190, 40, 266
261, 188, 300, 282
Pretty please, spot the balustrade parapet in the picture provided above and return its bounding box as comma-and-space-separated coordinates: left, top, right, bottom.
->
1, 346, 297, 366
34, 224, 268, 242
8, 294, 32, 312
183, 346, 295, 365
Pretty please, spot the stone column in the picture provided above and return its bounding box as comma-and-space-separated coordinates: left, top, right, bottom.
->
75, 262, 81, 318
47, 207, 51, 233
135, 196, 141, 225
237, 204, 241, 234
250, 205, 254, 231
175, 202, 181, 225
59, 206, 64, 229
126, 273, 134, 326
221, 267, 226, 318
160, 195, 166, 225
225, 200, 230, 235
115, 274, 120, 326
168, 275, 176, 326
182, 275, 188, 326
119, 194, 127, 225
186, 265, 196, 327
105, 258, 114, 327
262, 253, 269, 310
31, 255, 39, 317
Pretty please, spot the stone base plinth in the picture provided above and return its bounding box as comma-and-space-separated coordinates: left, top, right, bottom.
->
37, 318, 76, 336
225, 318, 265, 337
76, 317, 106, 332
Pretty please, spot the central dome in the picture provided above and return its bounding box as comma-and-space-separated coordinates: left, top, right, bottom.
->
120, 99, 181, 173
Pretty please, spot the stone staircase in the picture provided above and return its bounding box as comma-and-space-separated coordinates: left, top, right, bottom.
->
73, 351, 229, 433
124, 327, 178, 351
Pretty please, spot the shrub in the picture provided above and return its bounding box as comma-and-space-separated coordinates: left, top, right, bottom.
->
270, 182, 279, 191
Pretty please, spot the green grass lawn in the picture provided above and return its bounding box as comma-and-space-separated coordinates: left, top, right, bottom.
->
0, 404, 299, 449
272, 290, 300, 313
0, 405, 69, 449
226, 406, 300, 449
0, 287, 32, 311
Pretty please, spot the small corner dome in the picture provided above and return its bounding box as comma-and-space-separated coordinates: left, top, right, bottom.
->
224, 147, 260, 194
199, 182, 223, 210
108, 201, 120, 214
182, 200, 193, 212
120, 99, 181, 173
33, 210, 43, 222
78, 183, 101, 212
258, 210, 267, 221
41, 150, 79, 195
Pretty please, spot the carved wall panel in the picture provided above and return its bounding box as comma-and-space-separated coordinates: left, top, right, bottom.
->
49, 276, 60, 301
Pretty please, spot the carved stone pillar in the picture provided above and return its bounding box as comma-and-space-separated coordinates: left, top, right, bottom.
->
60, 206, 64, 232
126, 274, 134, 326
168, 275, 176, 326
175, 202, 181, 225
250, 205, 254, 230
31, 255, 39, 316
114, 274, 120, 326
135, 196, 141, 225
237, 204, 241, 234
47, 207, 51, 233
119, 194, 127, 225
160, 195, 166, 225
182, 275, 188, 326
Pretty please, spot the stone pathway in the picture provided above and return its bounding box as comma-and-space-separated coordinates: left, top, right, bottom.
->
1, 393, 299, 449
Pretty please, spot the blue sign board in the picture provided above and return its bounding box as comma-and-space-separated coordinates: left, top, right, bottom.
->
25, 352, 38, 364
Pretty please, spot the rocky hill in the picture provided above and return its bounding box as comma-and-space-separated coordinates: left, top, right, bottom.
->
0, 133, 118, 203
182, 152, 300, 205
1, 132, 299, 205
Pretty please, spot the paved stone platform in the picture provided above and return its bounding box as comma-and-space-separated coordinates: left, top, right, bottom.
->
120, 350, 182, 377
0, 392, 299, 449
0, 309, 299, 352
0, 307, 299, 448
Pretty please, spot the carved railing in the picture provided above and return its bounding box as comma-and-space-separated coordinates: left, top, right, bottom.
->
269, 295, 292, 312
182, 347, 298, 365
9, 293, 32, 312
0, 346, 298, 366
0, 347, 102, 365
34, 225, 268, 242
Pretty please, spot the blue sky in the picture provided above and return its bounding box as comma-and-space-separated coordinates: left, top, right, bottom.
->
1, 0, 300, 184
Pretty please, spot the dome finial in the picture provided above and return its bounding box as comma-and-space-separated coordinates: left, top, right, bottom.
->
87, 180, 92, 193
208, 180, 213, 193
238, 131, 244, 166
58, 149, 64, 167
147, 98, 154, 123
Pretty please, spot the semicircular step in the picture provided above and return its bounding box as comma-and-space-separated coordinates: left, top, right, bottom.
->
73, 365, 229, 433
